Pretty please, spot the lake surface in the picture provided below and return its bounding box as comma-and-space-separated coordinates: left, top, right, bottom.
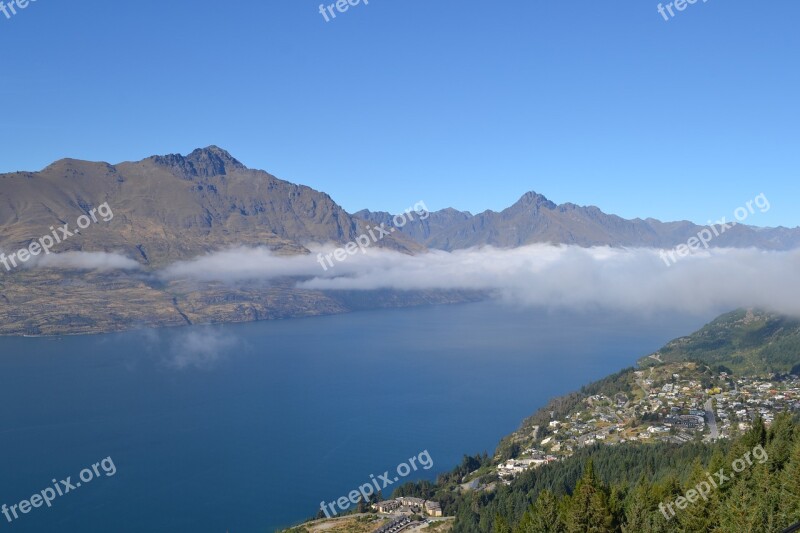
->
0, 302, 712, 532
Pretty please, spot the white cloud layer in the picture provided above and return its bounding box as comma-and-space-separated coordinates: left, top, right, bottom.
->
158, 244, 800, 317
28, 251, 141, 271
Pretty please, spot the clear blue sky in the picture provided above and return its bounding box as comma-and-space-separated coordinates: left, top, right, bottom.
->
1, 1, 798, 226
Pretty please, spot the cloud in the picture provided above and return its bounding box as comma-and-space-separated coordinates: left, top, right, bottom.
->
156, 244, 800, 317
27, 251, 140, 271
158, 246, 318, 281
165, 327, 242, 370
119, 326, 243, 370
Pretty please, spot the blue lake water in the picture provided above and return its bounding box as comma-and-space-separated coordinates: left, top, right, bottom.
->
0, 302, 712, 532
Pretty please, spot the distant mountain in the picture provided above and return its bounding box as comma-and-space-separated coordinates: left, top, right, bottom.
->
0, 146, 420, 267
2, 147, 799, 337
353, 207, 473, 244
640, 308, 800, 374
360, 191, 800, 251
5, 149, 797, 264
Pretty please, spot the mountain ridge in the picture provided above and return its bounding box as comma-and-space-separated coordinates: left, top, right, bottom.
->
3, 148, 800, 337
5, 147, 800, 263
359, 191, 800, 251
0, 146, 422, 267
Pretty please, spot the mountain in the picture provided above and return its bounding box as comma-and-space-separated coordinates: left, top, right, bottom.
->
354, 207, 473, 245
363, 191, 800, 251
0, 146, 420, 267
0, 147, 457, 336
4, 148, 797, 266
3, 147, 799, 337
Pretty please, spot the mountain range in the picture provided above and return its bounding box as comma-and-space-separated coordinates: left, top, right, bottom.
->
358, 192, 800, 251
2, 147, 799, 336
3, 147, 800, 264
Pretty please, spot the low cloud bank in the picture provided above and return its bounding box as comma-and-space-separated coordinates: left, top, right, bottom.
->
30, 251, 140, 271
158, 244, 800, 317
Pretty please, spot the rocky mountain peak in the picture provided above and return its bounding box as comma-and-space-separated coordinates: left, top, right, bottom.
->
511, 191, 558, 211
150, 146, 246, 178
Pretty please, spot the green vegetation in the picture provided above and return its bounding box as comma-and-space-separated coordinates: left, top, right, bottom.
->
392, 309, 800, 532
639, 309, 800, 374
398, 415, 800, 532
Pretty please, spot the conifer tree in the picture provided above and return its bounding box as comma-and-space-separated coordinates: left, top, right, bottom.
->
779, 437, 800, 525
677, 459, 717, 532
564, 460, 614, 533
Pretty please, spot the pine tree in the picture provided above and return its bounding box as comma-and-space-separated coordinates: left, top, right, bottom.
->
779, 437, 800, 525
514, 507, 536, 533
621, 481, 652, 533
742, 416, 767, 450
677, 459, 717, 532
564, 460, 614, 533
526, 490, 563, 533
493, 514, 512, 533
767, 412, 795, 472
717, 466, 766, 532
608, 484, 625, 531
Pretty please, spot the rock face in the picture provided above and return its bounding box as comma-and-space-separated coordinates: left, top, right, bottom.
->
361, 191, 800, 251
0, 146, 419, 267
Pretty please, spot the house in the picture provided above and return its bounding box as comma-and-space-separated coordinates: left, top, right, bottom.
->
425, 500, 443, 517
375, 500, 400, 513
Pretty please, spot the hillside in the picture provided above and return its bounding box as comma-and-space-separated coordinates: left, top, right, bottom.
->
639, 308, 800, 374
371, 310, 800, 532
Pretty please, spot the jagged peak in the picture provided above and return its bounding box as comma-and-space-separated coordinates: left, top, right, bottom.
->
186, 146, 245, 168
511, 191, 557, 210
147, 146, 247, 178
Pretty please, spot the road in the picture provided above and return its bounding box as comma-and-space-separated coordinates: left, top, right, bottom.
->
705, 398, 719, 440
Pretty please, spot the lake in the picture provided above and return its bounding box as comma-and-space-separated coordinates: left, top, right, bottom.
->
0, 302, 712, 532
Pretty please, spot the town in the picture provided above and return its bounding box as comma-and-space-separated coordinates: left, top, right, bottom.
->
465, 361, 800, 487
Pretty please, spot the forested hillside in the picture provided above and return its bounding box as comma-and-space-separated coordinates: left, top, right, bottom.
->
397, 415, 800, 532
389, 309, 800, 532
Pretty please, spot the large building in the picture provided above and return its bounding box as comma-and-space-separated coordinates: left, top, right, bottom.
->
373, 497, 444, 517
